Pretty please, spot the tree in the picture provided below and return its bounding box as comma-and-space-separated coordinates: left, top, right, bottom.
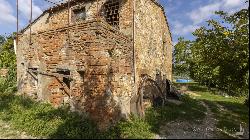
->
173, 37, 192, 78
189, 6, 249, 96
173, 2, 249, 96
0, 35, 16, 68
0, 34, 17, 92
0, 35, 5, 46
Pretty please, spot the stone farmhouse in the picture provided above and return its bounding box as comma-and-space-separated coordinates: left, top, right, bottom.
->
16, 0, 173, 130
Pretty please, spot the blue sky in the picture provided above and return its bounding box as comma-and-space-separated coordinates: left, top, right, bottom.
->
0, 0, 248, 44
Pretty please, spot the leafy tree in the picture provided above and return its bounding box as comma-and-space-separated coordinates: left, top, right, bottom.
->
173, 1, 249, 96
189, 6, 249, 96
0, 35, 5, 46
173, 37, 192, 78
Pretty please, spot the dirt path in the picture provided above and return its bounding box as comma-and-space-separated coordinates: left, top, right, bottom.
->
155, 101, 218, 139
0, 120, 36, 139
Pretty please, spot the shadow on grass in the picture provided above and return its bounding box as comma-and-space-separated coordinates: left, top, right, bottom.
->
187, 85, 208, 92
1, 91, 247, 139
0, 92, 117, 139
0, 92, 208, 139
145, 95, 207, 133
0, 93, 34, 112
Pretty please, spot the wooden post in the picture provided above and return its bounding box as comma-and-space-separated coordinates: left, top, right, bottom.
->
68, 0, 70, 45
29, 0, 32, 45
16, 0, 18, 45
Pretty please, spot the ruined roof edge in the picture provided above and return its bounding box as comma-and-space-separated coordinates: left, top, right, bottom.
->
19, 0, 173, 43
19, 0, 89, 34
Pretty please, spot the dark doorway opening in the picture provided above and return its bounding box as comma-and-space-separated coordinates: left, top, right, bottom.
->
57, 68, 71, 89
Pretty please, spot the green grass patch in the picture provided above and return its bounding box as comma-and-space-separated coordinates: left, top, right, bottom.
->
0, 92, 100, 139
0, 92, 164, 139
1, 81, 248, 139
115, 116, 154, 139
173, 82, 208, 92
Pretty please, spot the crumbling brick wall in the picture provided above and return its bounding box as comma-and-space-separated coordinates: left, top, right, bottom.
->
18, 19, 133, 130
17, 0, 172, 130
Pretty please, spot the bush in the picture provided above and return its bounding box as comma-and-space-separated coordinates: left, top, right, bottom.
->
0, 70, 17, 93
0, 92, 100, 139
0, 92, 156, 139
116, 115, 154, 139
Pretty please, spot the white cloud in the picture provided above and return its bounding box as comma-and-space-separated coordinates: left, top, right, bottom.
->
224, 0, 244, 8
0, 0, 43, 27
169, 0, 248, 36
0, 0, 16, 25
19, 0, 43, 20
189, 2, 221, 25
188, 0, 247, 25
171, 20, 200, 36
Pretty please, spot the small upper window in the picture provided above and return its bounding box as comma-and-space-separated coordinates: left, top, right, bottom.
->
73, 7, 86, 22
103, 0, 120, 29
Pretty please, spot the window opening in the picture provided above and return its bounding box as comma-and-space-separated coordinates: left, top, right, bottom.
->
63, 77, 71, 89
104, 0, 120, 29
72, 7, 86, 22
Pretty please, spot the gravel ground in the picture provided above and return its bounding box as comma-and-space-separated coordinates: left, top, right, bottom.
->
155, 101, 217, 139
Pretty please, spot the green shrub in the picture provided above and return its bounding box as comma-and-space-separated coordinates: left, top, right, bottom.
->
0, 93, 156, 139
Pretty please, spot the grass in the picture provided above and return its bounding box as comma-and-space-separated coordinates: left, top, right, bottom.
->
0, 91, 159, 139
0, 91, 207, 139
102, 94, 207, 139
0, 119, 33, 139
115, 116, 155, 139
0, 78, 248, 139
0, 92, 101, 139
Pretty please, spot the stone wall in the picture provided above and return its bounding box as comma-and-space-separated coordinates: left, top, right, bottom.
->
134, 0, 173, 90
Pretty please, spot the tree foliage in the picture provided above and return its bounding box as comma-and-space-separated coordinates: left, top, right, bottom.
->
173, 6, 249, 96
0, 35, 5, 45
173, 37, 192, 78
0, 34, 17, 93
